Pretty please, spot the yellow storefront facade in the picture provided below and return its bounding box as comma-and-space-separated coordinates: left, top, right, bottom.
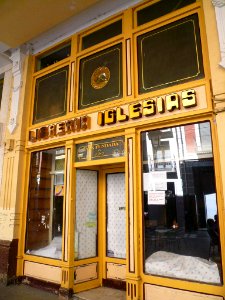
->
0, 1, 225, 299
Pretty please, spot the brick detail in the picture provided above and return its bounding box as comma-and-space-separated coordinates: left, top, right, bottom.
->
0, 239, 18, 283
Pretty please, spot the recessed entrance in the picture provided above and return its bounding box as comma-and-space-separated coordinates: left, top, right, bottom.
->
74, 163, 126, 291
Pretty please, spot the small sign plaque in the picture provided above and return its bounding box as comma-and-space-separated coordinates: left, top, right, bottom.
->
76, 136, 125, 162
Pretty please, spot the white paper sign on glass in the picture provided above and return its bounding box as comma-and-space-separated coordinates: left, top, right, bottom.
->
148, 191, 165, 205
143, 172, 167, 191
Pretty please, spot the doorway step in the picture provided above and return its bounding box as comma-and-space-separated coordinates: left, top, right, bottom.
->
73, 287, 126, 300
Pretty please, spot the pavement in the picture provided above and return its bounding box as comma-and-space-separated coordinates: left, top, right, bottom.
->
0, 283, 59, 300
0, 283, 126, 300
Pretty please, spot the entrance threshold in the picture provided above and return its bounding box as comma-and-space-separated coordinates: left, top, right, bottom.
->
73, 287, 126, 300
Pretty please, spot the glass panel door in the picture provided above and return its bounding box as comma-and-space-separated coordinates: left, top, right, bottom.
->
75, 169, 98, 260
106, 173, 126, 259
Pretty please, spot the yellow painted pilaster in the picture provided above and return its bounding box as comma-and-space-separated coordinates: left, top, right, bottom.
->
125, 127, 142, 300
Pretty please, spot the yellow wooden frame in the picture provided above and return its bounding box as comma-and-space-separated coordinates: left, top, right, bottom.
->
136, 113, 225, 298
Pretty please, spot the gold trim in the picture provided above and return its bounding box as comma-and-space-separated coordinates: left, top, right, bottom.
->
91, 66, 110, 89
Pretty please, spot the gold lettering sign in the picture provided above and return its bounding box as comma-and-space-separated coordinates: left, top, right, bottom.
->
29, 116, 90, 143
29, 89, 197, 142
97, 89, 196, 126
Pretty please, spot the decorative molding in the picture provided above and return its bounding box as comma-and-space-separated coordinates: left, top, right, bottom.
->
2, 156, 14, 210
212, 0, 225, 68
212, 0, 225, 7
7, 48, 25, 134
213, 93, 225, 113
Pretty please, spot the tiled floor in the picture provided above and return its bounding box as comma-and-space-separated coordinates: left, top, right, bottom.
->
73, 287, 126, 300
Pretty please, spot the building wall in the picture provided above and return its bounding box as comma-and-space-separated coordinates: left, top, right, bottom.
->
0, 50, 31, 283
0, 0, 225, 298
203, 0, 225, 245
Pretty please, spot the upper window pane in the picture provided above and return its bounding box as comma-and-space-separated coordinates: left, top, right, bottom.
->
137, 14, 204, 94
82, 20, 122, 50
33, 66, 68, 124
78, 43, 123, 110
36, 43, 71, 71
25, 147, 65, 259
137, 0, 196, 26
142, 122, 222, 285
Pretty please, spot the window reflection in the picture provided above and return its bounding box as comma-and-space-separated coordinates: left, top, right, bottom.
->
25, 147, 65, 259
142, 122, 222, 284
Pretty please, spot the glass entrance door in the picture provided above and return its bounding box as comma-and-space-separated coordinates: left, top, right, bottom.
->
74, 166, 126, 288
106, 172, 126, 259
102, 168, 126, 286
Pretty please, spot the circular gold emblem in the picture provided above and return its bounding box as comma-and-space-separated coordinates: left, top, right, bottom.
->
91, 66, 110, 89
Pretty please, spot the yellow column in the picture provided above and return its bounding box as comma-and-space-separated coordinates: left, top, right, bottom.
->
125, 128, 141, 300
59, 140, 75, 297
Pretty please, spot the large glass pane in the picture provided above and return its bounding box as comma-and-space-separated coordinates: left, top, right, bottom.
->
142, 122, 222, 284
78, 43, 123, 110
25, 147, 65, 259
75, 169, 98, 260
33, 66, 68, 124
137, 14, 204, 94
107, 173, 126, 259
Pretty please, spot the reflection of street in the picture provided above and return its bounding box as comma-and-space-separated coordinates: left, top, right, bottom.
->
153, 228, 183, 250
145, 228, 220, 264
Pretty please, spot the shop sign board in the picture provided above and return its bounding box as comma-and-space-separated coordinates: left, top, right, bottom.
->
28, 88, 198, 143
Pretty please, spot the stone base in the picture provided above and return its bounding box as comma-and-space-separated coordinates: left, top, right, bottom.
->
103, 278, 126, 290
0, 239, 18, 284
59, 287, 74, 299
22, 276, 60, 295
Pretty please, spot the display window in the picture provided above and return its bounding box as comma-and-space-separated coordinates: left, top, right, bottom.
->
141, 121, 222, 285
25, 147, 65, 259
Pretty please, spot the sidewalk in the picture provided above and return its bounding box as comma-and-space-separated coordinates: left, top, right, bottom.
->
0, 283, 126, 300
0, 283, 59, 300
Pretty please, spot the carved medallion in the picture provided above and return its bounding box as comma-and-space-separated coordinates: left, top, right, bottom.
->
91, 66, 110, 89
